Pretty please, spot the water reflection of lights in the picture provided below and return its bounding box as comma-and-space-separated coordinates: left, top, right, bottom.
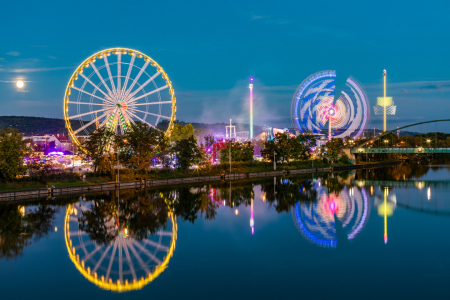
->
64, 200, 177, 292
374, 188, 396, 244
250, 198, 254, 235
292, 180, 369, 248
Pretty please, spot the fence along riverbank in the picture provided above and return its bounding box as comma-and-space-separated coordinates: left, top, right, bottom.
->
0, 161, 401, 202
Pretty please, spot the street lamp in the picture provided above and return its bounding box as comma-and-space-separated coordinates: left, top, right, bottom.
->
384, 139, 388, 147
426, 139, 431, 148
117, 139, 128, 183
273, 151, 277, 170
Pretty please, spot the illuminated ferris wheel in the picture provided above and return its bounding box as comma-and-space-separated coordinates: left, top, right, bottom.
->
64, 200, 177, 292
291, 71, 370, 139
63, 48, 177, 151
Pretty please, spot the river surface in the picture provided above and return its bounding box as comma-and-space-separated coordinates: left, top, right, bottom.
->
1, 164, 450, 299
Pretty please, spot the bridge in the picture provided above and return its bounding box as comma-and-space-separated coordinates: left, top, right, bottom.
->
352, 147, 450, 154
350, 119, 450, 154
353, 180, 450, 188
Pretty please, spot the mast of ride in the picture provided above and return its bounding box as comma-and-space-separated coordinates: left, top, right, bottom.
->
383, 70, 387, 132
249, 78, 254, 140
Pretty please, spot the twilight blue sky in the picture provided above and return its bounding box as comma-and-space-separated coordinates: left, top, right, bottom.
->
1, 0, 449, 132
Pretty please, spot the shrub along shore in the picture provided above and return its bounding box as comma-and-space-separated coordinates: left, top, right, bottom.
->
0, 159, 385, 193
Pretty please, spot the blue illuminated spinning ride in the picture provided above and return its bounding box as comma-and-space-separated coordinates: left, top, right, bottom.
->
291, 71, 370, 139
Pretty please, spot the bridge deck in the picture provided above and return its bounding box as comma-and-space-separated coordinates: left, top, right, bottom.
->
350, 147, 450, 154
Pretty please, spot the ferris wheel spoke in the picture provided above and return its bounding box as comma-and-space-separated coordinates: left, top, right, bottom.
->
158, 230, 173, 237
125, 72, 161, 101
70, 86, 115, 104
73, 112, 109, 134
90, 62, 115, 98
122, 111, 136, 125
105, 240, 119, 281
128, 85, 169, 103
67, 101, 108, 106
83, 245, 102, 262
130, 109, 171, 120
103, 56, 117, 98
117, 53, 121, 92
121, 54, 135, 96
128, 101, 172, 107
118, 239, 123, 283
131, 240, 162, 265
127, 241, 153, 273
123, 60, 150, 99
122, 241, 137, 281
142, 239, 169, 251
79, 73, 114, 102
126, 110, 155, 127
69, 231, 88, 236
92, 243, 113, 273
68, 107, 113, 120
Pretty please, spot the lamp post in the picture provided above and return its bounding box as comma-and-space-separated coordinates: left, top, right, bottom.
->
229, 119, 232, 173
117, 139, 128, 183
273, 151, 277, 170
426, 139, 431, 148
384, 139, 388, 148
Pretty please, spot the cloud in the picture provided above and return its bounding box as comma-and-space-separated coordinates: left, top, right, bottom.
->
6, 51, 20, 56
0, 66, 73, 73
47, 56, 57, 60
260, 84, 297, 91
7, 100, 43, 107
420, 83, 450, 90
250, 12, 290, 25
250, 12, 269, 20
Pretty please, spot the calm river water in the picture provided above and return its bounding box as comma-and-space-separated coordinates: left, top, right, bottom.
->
1, 164, 450, 299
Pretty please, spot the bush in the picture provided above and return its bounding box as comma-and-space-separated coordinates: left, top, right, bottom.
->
338, 155, 350, 164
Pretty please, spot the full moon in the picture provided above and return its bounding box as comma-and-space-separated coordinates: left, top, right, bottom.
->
16, 81, 24, 88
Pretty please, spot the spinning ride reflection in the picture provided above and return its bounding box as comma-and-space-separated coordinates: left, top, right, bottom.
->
64, 192, 177, 292
292, 180, 370, 248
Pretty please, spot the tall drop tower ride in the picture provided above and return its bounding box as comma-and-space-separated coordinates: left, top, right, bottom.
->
249, 78, 254, 140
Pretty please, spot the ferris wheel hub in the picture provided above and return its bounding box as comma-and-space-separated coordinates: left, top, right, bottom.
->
116, 101, 127, 111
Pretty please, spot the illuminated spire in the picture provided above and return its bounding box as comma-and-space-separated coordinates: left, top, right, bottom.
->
374, 70, 396, 132
249, 79, 254, 140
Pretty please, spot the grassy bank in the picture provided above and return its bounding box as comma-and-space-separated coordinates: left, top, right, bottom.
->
0, 160, 371, 193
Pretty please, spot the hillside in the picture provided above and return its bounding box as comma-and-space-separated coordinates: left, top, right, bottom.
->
0, 116, 422, 138
0, 116, 95, 135
0, 116, 263, 136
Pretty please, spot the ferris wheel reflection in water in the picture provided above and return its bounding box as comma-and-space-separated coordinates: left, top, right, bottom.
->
65, 191, 177, 292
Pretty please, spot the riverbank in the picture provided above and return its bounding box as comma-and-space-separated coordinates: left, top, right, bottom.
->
0, 160, 401, 202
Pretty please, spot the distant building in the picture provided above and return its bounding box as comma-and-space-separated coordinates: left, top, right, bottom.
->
48, 134, 72, 152
23, 134, 75, 153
